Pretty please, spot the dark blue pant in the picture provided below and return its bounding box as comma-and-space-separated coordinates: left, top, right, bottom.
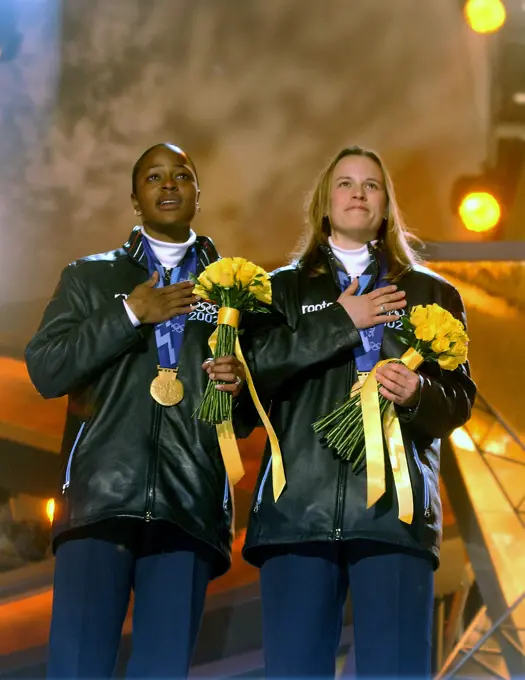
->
47, 520, 213, 679
260, 540, 434, 678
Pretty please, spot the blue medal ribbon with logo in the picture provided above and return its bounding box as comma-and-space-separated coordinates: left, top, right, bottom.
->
330, 250, 415, 523
142, 236, 198, 405
333, 251, 388, 373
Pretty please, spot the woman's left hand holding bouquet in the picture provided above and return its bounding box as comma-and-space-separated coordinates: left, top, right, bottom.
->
375, 363, 421, 408
202, 355, 245, 396
192, 257, 272, 425
193, 257, 286, 501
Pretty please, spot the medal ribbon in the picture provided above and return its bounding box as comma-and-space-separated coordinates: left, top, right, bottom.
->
333, 253, 415, 523
333, 258, 388, 372
142, 237, 198, 371
209, 307, 286, 502
359, 348, 423, 523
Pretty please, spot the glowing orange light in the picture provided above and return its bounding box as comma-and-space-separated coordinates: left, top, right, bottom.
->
464, 0, 506, 34
451, 427, 476, 452
46, 498, 55, 524
458, 191, 501, 232
484, 435, 509, 456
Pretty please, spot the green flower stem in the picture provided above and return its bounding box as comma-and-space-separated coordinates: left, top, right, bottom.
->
314, 391, 393, 468
317, 404, 362, 444
352, 445, 366, 468
330, 405, 362, 433
196, 318, 237, 425
331, 417, 362, 446
313, 405, 353, 432
313, 395, 360, 432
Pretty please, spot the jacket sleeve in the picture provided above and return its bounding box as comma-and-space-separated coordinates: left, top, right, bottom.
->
25, 264, 146, 399
241, 274, 362, 401
398, 287, 476, 439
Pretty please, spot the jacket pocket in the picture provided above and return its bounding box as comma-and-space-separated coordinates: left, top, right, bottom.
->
253, 458, 272, 513
62, 422, 86, 493
412, 445, 431, 518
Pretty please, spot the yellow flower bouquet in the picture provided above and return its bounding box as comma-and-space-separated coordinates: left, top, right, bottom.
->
313, 304, 468, 523
191, 257, 271, 424
191, 258, 286, 502
314, 303, 469, 463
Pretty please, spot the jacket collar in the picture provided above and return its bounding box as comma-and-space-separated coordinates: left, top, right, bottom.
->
318, 241, 406, 359
123, 226, 219, 271
319, 241, 381, 294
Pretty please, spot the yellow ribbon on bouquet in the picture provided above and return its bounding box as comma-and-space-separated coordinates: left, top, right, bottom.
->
360, 347, 424, 524
208, 307, 286, 501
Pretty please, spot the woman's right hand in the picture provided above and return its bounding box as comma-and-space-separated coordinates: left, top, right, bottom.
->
126, 272, 200, 324
337, 279, 406, 329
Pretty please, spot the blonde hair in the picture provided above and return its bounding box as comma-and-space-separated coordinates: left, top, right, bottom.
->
295, 145, 421, 280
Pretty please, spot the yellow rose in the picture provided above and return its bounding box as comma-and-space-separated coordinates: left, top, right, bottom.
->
204, 261, 224, 286
431, 335, 451, 353
236, 261, 259, 288
252, 282, 272, 305
230, 257, 247, 275
261, 270, 271, 288
196, 271, 214, 291
445, 317, 467, 342
457, 351, 468, 366
457, 331, 469, 347
450, 338, 468, 359
426, 304, 443, 322
248, 268, 272, 303
410, 305, 428, 327
438, 354, 462, 371
434, 307, 461, 336
248, 267, 268, 286
217, 268, 235, 288
192, 284, 209, 299
453, 318, 465, 333
205, 260, 236, 288
443, 320, 461, 338
414, 322, 438, 343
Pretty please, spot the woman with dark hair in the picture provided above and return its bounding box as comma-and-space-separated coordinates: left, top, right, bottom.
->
216, 145, 476, 677
26, 143, 245, 679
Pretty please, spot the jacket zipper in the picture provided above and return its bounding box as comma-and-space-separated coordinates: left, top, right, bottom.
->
253, 458, 272, 513
333, 462, 347, 540
145, 403, 162, 521
412, 446, 431, 518
223, 474, 229, 511
326, 242, 378, 540
144, 266, 173, 521
333, 361, 352, 540
62, 422, 86, 493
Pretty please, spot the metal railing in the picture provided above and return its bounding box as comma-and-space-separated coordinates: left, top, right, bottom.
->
439, 393, 525, 677
438, 591, 525, 679
463, 392, 525, 530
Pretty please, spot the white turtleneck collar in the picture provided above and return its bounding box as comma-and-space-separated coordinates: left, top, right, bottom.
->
328, 237, 377, 280
141, 226, 197, 269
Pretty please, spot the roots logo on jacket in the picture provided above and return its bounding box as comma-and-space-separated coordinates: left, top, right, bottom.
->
301, 300, 334, 314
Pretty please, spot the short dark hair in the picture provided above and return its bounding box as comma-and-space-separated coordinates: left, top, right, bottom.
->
131, 143, 199, 193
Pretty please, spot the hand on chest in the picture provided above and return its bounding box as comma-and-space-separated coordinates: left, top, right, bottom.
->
299, 287, 424, 361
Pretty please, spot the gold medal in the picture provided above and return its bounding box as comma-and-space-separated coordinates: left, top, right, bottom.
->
150, 367, 184, 406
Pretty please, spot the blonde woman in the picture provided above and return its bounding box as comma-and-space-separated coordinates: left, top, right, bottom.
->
235, 146, 475, 677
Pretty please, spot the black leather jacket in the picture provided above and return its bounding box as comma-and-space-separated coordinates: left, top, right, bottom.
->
25, 227, 233, 577
242, 246, 476, 567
